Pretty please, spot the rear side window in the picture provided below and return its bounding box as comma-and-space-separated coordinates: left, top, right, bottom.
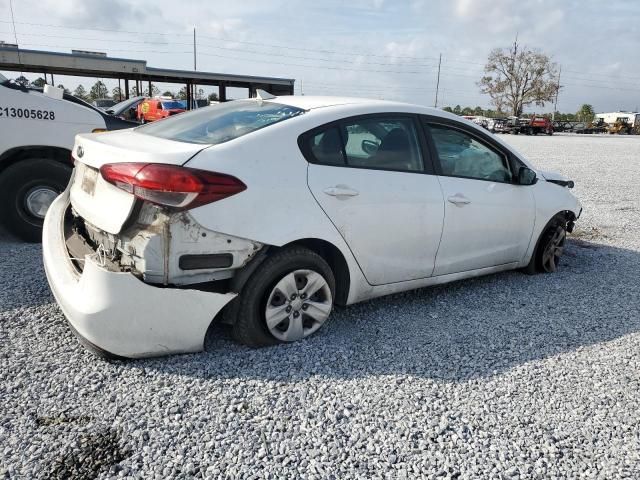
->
304, 116, 424, 173
309, 127, 345, 166
137, 100, 305, 145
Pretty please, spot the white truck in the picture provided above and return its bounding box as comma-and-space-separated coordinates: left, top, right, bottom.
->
0, 74, 136, 241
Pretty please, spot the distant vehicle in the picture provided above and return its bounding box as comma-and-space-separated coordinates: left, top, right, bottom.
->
136, 98, 185, 123
0, 75, 135, 241
105, 96, 145, 121
487, 118, 509, 134
503, 116, 553, 135
92, 98, 116, 110
43, 94, 581, 358
179, 99, 210, 110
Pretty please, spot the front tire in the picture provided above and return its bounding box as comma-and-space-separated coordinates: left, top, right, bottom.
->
231, 247, 336, 347
0, 159, 71, 242
523, 215, 568, 274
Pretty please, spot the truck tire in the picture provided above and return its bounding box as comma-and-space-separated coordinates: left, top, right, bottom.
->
0, 158, 72, 242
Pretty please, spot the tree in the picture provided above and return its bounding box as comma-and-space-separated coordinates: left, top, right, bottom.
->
461, 107, 474, 116
112, 86, 125, 101
208, 92, 219, 102
73, 84, 88, 100
31, 77, 46, 88
473, 106, 484, 116
57, 84, 71, 95
577, 104, 595, 123
453, 105, 462, 115
14, 75, 29, 87
89, 81, 109, 100
143, 85, 160, 97
177, 86, 188, 100
442, 106, 453, 113
162, 90, 176, 97
479, 40, 559, 116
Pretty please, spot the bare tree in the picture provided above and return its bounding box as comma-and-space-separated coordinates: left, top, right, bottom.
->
479, 41, 559, 117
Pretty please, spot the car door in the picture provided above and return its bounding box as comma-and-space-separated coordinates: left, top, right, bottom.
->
423, 120, 535, 276
304, 114, 445, 285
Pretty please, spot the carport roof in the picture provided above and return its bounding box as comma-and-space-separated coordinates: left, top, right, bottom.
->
0, 46, 295, 89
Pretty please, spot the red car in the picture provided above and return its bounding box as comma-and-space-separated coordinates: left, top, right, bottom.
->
136, 98, 185, 123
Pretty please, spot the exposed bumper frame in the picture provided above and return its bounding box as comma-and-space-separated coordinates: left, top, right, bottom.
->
42, 190, 236, 358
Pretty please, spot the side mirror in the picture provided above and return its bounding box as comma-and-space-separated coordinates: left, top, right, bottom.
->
362, 139, 379, 156
518, 166, 537, 186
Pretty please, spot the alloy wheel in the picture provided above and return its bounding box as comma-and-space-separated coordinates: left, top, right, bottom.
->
541, 226, 566, 273
264, 269, 332, 342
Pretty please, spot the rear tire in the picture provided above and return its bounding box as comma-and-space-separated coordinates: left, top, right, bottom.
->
0, 159, 71, 242
523, 215, 567, 275
231, 247, 336, 347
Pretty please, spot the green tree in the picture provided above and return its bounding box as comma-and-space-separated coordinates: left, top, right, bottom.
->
479, 40, 559, 116
162, 90, 176, 97
31, 77, 46, 88
473, 106, 484, 116
461, 107, 474, 116
577, 104, 595, 123
442, 106, 453, 113
89, 81, 109, 100
73, 84, 89, 100
143, 85, 160, 97
453, 105, 462, 115
57, 84, 71, 95
177, 86, 188, 100
112, 86, 125, 101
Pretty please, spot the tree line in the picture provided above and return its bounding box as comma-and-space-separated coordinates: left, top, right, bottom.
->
442, 104, 596, 122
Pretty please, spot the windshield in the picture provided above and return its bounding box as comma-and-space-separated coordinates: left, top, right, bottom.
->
162, 101, 184, 110
137, 100, 305, 145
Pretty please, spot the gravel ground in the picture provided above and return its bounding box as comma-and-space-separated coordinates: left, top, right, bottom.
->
2, 134, 640, 479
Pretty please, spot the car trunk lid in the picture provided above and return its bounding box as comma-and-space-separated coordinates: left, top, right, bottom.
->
70, 130, 208, 234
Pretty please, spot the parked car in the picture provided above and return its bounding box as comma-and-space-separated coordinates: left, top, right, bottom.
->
92, 98, 116, 110
43, 94, 581, 358
0, 76, 135, 241
136, 98, 185, 123
105, 96, 145, 121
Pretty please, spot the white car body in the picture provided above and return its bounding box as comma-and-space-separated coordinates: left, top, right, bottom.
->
43, 96, 581, 358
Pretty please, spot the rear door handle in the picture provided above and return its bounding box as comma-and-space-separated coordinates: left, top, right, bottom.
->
447, 194, 471, 206
323, 186, 359, 197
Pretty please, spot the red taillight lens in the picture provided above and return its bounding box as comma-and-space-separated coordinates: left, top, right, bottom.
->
99, 163, 246, 209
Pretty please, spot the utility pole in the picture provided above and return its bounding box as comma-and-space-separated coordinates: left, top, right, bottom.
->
553, 66, 561, 121
193, 27, 197, 109
434, 53, 442, 108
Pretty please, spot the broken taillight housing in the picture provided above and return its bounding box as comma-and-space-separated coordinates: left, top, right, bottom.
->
99, 163, 246, 209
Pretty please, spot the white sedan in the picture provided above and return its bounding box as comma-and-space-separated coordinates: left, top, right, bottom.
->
43, 94, 581, 358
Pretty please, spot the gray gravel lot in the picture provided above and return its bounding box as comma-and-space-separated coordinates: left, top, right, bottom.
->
1, 134, 640, 479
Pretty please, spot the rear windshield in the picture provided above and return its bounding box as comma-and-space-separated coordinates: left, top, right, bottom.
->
136, 100, 305, 145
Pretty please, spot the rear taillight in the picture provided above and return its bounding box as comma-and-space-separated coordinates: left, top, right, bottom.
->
99, 163, 246, 209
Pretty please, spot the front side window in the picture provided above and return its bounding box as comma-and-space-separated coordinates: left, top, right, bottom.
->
138, 100, 305, 145
428, 124, 511, 182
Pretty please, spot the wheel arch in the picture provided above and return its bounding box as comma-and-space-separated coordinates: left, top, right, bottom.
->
279, 238, 351, 306
0, 146, 73, 175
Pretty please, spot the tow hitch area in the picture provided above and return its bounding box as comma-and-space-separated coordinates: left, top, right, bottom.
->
66, 202, 264, 286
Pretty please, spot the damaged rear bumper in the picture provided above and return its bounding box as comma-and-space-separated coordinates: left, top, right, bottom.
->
42, 190, 236, 358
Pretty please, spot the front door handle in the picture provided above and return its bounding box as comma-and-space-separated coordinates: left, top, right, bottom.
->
447, 194, 471, 206
324, 186, 359, 197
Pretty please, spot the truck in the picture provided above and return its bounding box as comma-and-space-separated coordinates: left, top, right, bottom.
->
0, 74, 135, 241
505, 116, 553, 135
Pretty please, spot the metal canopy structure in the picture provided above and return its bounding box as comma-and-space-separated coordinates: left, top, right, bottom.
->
0, 46, 295, 106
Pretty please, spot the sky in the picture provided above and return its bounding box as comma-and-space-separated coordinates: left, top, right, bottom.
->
1, 0, 639, 113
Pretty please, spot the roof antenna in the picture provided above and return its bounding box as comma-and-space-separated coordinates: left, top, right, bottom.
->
256, 89, 276, 101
